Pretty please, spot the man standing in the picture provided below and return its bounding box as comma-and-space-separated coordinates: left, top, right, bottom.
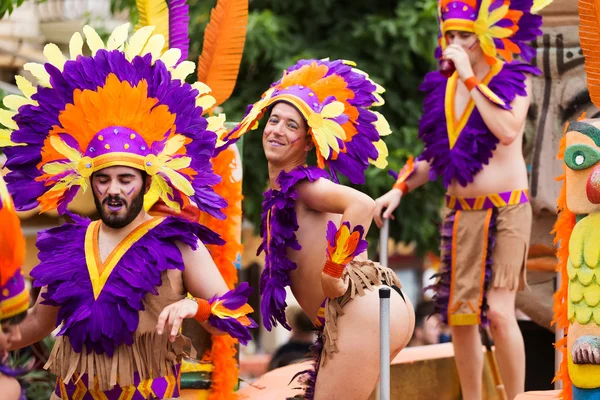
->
1, 24, 255, 399
374, 1, 551, 398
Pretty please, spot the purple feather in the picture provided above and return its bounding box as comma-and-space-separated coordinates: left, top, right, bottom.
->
31, 215, 221, 356
419, 61, 540, 188
259, 166, 329, 331
168, 0, 190, 64
293, 328, 324, 400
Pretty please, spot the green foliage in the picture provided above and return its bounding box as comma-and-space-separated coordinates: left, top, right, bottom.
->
0, 0, 25, 19
110, 0, 445, 254
7, 335, 56, 400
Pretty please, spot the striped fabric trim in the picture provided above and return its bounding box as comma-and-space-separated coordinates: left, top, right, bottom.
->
445, 189, 529, 211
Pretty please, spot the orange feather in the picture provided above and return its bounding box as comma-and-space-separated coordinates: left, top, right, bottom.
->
197, 0, 248, 109
0, 177, 25, 288
579, 0, 600, 109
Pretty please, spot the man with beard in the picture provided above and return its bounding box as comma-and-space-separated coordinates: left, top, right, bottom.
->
1, 25, 255, 399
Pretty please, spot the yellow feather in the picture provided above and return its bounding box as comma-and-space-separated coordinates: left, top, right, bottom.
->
197, 0, 248, 108
141, 34, 166, 62
160, 134, 187, 157
0, 109, 18, 130
15, 76, 36, 100
163, 169, 194, 196
171, 60, 195, 81
125, 26, 155, 60
3, 94, 34, 111
23, 63, 51, 87
369, 140, 389, 169
372, 111, 392, 136
106, 23, 131, 51
196, 95, 216, 110
49, 135, 82, 162
531, 0, 553, 13
69, 32, 84, 59
320, 101, 345, 119
135, 0, 169, 52
191, 82, 212, 96
165, 156, 192, 170
159, 48, 182, 70
0, 129, 24, 147
43, 43, 66, 71
82, 25, 105, 56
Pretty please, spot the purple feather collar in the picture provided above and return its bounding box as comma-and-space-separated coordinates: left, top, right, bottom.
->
258, 166, 329, 331
419, 61, 540, 188
31, 214, 222, 356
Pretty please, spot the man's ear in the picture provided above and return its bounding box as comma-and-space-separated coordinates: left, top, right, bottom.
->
144, 175, 152, 194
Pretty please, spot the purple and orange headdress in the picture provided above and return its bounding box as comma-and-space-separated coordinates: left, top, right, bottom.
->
224, 59, 391, 184
438, 0, 551, 65
1, 23, 225, 218
0, 175, 29, 321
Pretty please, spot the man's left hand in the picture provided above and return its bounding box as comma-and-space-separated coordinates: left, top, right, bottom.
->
442, 44, 475, 81
156, 298, 199, 342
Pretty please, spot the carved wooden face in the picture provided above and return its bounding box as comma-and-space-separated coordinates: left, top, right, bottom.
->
565, 120, 600, 214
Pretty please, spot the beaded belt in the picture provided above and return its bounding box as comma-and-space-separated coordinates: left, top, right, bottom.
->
54, 364, 180, 400
445, 189, 529, 211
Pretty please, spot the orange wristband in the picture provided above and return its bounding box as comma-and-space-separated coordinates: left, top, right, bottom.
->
193, 298, 212, 323
464, 76, 480, 92
393, 181, 409, 195
323, 260, 345, 279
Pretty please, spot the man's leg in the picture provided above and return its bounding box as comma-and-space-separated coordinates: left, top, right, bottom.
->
487, 287, 524, 400
451, 324, 483, 400
314, 287, 413, 400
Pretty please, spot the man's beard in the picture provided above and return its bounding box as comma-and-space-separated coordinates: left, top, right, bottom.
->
93, 189, 145, 229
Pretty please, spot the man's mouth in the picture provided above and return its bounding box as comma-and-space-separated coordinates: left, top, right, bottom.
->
105, 200, 125, 212
268, 139, 285, 147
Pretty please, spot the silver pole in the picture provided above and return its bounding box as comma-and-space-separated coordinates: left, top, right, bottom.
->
555, 271, 563, 390
379, 287, 391, 400
379, 218, 389, 267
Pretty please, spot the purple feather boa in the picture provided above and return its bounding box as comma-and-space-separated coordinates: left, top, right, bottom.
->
206, 282, 258, 345
30, 214, 223, 356
291, 329, 324, 400
258, 166, 330, 331
419, 61, 540, 188
428, 209, 497, 326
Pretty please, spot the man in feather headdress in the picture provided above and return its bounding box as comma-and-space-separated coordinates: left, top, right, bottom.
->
374, 0, 551, 398
0, 174, 30, 400
0, 24, 256, 400
225, 59, 415, 399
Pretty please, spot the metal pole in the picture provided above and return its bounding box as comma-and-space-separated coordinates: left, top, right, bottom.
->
379, 218, 389, 267
379, 287, 391, 400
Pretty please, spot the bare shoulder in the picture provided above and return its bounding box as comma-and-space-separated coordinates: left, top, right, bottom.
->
0, 375, 22, 400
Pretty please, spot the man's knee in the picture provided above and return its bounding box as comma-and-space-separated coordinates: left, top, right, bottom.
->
487, 303, 515, 334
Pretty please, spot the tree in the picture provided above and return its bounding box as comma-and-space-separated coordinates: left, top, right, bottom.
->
112, 0, 445, 255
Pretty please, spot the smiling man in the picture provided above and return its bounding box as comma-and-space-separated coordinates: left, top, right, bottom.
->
225, 59, 414, 400
1, 25, 255, 400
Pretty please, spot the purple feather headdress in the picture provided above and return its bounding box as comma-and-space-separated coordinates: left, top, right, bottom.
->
224, 59, 391, 184
1, 24, 225, 218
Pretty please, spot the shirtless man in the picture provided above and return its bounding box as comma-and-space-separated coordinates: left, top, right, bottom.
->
2, 26, 254, 399
225, 59, 414, 399
374, 0, 550, 398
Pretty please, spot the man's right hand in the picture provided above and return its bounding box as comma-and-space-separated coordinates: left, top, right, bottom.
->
374, 188, 402, 228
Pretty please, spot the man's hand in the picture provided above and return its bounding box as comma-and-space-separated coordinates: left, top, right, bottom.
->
374, 188, 402, 228
442, 44, 475, 81
156, 298, 198, 342
321, 273, 349, 299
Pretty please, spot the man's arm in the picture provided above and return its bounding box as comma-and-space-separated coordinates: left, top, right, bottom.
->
9, 287, 58, 351
296, 177, 376, 236
444, 44, 532, 146
156, 241, 230, 341
374, 158, 432, 228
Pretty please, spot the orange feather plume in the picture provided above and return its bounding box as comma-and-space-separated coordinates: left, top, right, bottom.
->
551, 130, 575, 400
197, 0, 248, 109
0, 177, 25, 288
579, 0, 600, 109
